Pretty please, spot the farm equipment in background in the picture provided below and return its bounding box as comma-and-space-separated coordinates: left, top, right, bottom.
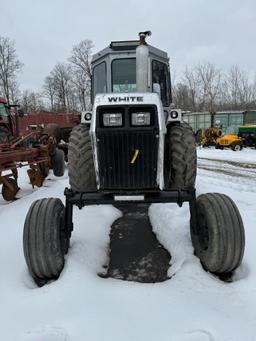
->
19, 111, 81, 143
1, 95, 80, 152
215, 126, 243, 151
0, 94, 81, 200
238, 125, 256, 147
0, 96, 75, 201
0, 133, 65, 201
23, 31, 245, 287
20, 112, 80, 160
0, 96, 24, 143
195, 127, 222, 147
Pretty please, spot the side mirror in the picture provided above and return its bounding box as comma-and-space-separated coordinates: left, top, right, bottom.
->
18, 108, 25, 117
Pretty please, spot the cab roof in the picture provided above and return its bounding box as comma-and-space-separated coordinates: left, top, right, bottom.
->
92, 40, 169, 64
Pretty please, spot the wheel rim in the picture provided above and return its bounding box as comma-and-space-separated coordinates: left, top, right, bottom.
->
234, 144, 241, 151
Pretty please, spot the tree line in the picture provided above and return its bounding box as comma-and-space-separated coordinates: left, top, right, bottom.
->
0, 35, 256, 113
172, 63, 256, 112
0, 36, 93, 113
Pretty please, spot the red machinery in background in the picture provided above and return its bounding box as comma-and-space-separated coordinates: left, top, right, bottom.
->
0, 97, 80, 201
19, 111, 80, 142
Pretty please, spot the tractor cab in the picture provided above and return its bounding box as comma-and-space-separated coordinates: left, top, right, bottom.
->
0, 97, 10, 124
0, 97, 24, 142
0, 97, 14, 142
91, 31, 172, 111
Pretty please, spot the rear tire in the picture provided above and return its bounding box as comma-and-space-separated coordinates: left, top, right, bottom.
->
191, 193, 245, 273
165, 122, 197, 189
52, 149, 65, 176
68, 124, 96, 192
23, 198, 69, 286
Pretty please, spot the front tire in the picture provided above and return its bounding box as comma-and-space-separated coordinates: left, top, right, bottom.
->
231, 142, 243, 151
191, 193, 245, 273
68, 124, 96, 192
23, 198, 69, 286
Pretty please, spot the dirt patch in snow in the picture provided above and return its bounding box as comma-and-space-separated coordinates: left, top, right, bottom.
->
105, 203, 171, 283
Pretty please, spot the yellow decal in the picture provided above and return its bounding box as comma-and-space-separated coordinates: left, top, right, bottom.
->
131, 149, 139, 164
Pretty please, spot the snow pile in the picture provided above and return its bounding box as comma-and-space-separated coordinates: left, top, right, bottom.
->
0, 149, 256, 340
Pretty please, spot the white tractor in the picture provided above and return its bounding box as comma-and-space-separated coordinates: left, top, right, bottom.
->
23, 32, 245, 286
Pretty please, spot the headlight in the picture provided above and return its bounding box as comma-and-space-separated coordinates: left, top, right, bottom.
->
131, 112, 151, 126
103, 113, 122, 126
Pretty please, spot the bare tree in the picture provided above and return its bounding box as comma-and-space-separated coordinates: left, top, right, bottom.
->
70, 68, 90, 111
222, 65, 242, 109
43, 75, 56, 111
0, 36, 23, 104
69, 40, 93, 108
182, 67, 200, 111
172, 83, 192, 110
196, 62, 221, 112
69, 40, 93, 78
174, 63, 231, 111
9, 78, 20, 104
238, 71, 254, 108
50, 62, 71, 112
221, 65, 255, 110
21, 90, 44, 112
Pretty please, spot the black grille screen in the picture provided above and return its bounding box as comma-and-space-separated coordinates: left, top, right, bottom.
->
97, 130, 159, 189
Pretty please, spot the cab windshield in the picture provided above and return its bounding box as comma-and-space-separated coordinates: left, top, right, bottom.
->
0, 103, 9, 122
112, 58, 136, 93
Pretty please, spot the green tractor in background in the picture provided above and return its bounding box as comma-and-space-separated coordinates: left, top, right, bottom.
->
238, 125, 256, 148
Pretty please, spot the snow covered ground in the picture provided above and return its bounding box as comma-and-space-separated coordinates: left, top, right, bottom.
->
0, 147, 256, 341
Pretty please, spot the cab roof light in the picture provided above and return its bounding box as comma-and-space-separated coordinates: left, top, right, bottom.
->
109, 41, 140, 50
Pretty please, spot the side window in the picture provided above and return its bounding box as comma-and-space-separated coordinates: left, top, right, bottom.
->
152, 60, 170, 106
0, 103, 9, 122
92, 62, 107, 100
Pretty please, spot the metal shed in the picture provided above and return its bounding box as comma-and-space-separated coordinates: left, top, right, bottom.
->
183, 110, 256, 134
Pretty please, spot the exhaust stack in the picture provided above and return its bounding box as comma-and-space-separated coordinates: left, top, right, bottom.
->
136, 31, 151, 93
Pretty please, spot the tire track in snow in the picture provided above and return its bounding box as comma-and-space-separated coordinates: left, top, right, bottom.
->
197, 157, 256, 192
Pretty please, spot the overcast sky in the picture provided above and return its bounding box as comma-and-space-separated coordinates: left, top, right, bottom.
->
1, 0, 256, 92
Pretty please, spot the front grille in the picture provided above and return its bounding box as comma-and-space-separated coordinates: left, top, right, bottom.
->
97, 130, 159, 189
